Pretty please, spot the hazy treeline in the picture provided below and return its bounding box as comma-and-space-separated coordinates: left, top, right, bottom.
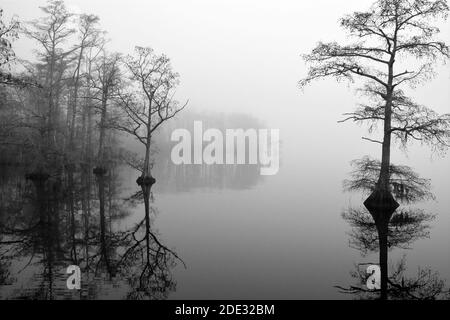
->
0, 0, 185, 179
0, 0, 186, 299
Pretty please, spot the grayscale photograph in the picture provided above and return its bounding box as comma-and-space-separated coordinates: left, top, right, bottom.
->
0, 0, 449, 315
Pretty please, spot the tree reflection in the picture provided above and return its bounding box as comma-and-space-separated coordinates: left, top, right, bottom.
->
0, 163, 182, 300
336, 257, 449, 300
342, 207, 434, 255
338, 156, 449, 300
151, 110, 265, 193
0, 174, 68, 299
115, 184, 185, 300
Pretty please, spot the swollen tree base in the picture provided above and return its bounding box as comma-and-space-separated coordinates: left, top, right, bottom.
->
93, 167, 108, 176
364, 188, 399, 300
364, 189, 399, 221
25, 172, 50, 182
136, 176, 156, 187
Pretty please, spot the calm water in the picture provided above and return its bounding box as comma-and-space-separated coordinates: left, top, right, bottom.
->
1, 111, 449, 300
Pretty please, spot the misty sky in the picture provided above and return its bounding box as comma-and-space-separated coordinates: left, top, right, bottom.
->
3, 0, 448, 121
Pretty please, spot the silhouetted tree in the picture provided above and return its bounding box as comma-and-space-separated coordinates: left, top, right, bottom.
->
301, 0, 450, 299
67, 14, 102, 162
114, 46, 188, 183
111, 48, 188, 263
0, 1, 185, 300
0, 8, 19, 85
301, 0, 450, 191
90, 51, 122, 171
23, 0, 76, 169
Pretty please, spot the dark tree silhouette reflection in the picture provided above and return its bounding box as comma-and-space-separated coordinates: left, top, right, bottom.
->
0, 163, 183, 300
342, 207, 434, 254
116, 185, 185, 300
336, 257, 449, 300
337, 156, 449, 300
0, 174, 71, 299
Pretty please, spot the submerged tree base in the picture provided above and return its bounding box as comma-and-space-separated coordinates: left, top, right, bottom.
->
25, 172, 50, 182
93, 167, 108, 176
136, 176, 156, 187
364, 189, 399, 222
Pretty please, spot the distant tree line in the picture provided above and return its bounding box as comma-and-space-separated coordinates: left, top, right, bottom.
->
0, 0, 187, 181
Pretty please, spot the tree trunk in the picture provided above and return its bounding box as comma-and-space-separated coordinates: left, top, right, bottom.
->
377, 220, 389, 300
372, 53, 397, 300
98, 173, 112, 276
81, 167, 91, 270
142, 105, 153, 180
378, 110, 392, 191
67, 167, 78, 264
143, 185, 151, 268
97, 89, 108, 165
377, 57, 394, 193
46, 44, 56, 155
86, 97, 93, 165
69, 47, 85, 156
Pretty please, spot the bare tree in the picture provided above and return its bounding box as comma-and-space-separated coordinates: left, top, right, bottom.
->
301, 0, 449, 192
67, 14, 102, 160
111, 48, 187, 282
301, 0, 450, 299
0, 9, 19, 85
89, 51, 121, 172
23, 0, 76, 166
79, 44, 104, 166
114, 46, 187, 184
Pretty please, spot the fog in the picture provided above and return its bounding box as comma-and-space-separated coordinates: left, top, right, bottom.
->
1, 0, 449, 299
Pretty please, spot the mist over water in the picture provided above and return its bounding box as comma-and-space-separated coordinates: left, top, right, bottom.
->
146, 111, 450, 299
0, 0, 449, 300
1, 105, 449, 299
89, 109, 450, 299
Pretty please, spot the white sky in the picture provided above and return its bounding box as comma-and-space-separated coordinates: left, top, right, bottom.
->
2, 0, 449, 120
